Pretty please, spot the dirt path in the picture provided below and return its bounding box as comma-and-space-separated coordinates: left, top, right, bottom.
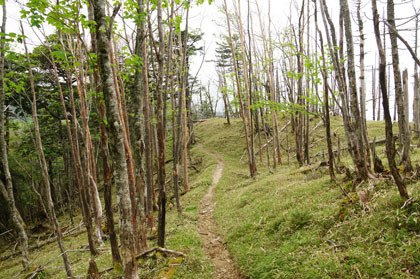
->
198, 144, 244, 279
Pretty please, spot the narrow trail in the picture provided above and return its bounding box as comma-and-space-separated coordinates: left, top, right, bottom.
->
198, 144, 244, 279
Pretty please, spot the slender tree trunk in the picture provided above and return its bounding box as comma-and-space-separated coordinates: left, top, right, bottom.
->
414, 16, 419, 139
132, 0, 148, 254
221, 72, 231, 125
372, 0, 409, 200
388, 0, 413, 173
402, 69, 412, 171
47, 36, 98, 255
236, 0, 257, 176
316, 2, 335, 182
71, 35, 104, 245
147, 0, 169, 248
372, 63, 377, 121
223, 0, 256, 178
0, 4, 29, 269
320, 0, 355, 167
141, 6, 155, 232
357, 1, 371, 169
22, 23, 72, 276
171, 73, 182, 217
341, 0, 369, 180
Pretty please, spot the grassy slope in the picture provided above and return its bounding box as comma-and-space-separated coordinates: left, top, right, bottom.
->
1, 116, 419, 278
196, 117, 420, 279
0, 143, 215, 278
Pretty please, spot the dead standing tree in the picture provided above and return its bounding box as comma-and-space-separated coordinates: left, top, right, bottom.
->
223, 0, 257, 178
320, 0, 369, 181
387, 0, 413, 173
372, 0, 409, 200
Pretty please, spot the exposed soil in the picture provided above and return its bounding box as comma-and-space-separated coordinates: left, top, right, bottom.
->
198, 144, 244, 279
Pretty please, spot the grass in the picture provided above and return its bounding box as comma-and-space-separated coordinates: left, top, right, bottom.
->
1, 116, 420, 278
0, 139, 215, 278
195, 117, 420, 279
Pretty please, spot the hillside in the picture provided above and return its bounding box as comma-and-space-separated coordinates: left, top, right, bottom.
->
1, 117, 419, 278
196, 118, 420, 278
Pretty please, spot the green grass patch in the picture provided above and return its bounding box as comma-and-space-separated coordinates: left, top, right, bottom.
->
194, 117, 420, 279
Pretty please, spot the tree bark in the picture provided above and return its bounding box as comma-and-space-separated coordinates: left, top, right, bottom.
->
388, 0, 413, 173
372, 0, 409, 200
0, 5, 29, 270
47, 35, 98, 256
224, 0, 256, 178
92, 1, 139, 277
357, 0, 371, 169
88, 4, 122, 262
340, 0, 369, 180
414, 15, 419, 139
155, 0, 168, 248
132, 0, 148, 254
315, 1, 335, 182
22, 22, 72, 276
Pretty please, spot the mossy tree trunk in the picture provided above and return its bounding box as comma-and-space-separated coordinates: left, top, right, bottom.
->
92, 0, 139, 277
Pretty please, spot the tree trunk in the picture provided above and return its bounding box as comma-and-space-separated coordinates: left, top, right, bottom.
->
316, 1, 335, 182
388, 0, 413, 173
88, 4, 122, 262
142, 6, 155, 232
372, 0, 409, 200
372, 64, 376, 121
414, 16, 419, 139
236, 0, 257, 176
48, 36, 98, 255
357, 1, 371, 169
92, 1, 139, 277
0, 5, 29, 269
132, 0, 149, 254
224, 0, 256, 178
402, 69, 412, 172
22, 23, 72, 276
340, 0, 369, 180
155, 0, 168, 248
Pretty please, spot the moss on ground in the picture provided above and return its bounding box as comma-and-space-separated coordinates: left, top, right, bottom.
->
1, 116, 420, 278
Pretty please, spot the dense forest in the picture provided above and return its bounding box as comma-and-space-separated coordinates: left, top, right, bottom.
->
0, 0, 420, 278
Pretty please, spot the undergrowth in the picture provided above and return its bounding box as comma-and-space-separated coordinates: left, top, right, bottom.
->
196, 118, 420, 279
1, 116, 420, 278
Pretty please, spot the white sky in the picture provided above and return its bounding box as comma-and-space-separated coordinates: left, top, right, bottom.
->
188, 0, 420, 119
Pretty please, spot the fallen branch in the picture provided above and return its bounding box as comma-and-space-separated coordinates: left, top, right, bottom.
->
193, 119, 210, 123
0, 222, 84, 261
135, 247, 186, 260
255, 121, 291, 156
255, 138, 273, 155
100, 247, 186, 275
384, 21, 420, 67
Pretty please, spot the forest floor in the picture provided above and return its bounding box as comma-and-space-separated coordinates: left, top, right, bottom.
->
1, 117, 420, 278
198, 143, 243, 279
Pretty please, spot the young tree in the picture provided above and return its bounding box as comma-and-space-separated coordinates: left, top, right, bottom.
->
0, 2, 30, 270
22, 23, 73, 276
223, 0, 257, 178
